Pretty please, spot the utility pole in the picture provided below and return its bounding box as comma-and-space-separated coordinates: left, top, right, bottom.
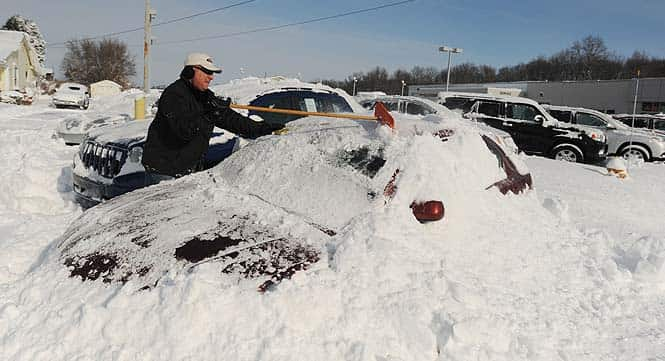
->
144, 0, 156, 96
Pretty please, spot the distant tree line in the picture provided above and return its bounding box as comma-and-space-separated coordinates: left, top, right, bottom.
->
320, 36, 665, 95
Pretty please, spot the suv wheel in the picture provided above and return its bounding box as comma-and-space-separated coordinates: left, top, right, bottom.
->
621, 148, 647, 163
552, 146, 582, 163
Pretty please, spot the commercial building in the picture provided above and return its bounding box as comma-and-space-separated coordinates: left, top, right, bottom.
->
409, 78, 665, 114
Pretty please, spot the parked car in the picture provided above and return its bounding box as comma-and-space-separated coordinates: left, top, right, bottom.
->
59, 106, 532, 291
53, 82, 90, 109
55, 113, 131, 145
0, 89, 33, 105
613, 114, 665, 138
543, 105, 665, 162
71, 77, 364, 208
358, 94, 520, 153
358, 94, 443, 116
440, 92, 608, 163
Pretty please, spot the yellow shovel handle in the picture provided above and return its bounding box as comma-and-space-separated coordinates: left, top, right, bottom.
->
230, 104, 378, 121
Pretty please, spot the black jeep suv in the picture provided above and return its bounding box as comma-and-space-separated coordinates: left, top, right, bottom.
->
440, 92, 607, 163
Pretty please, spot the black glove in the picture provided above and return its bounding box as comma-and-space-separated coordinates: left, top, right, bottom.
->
267, 122, 285, 131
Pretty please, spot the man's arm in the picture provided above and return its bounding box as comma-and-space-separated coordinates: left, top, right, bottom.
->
212, 107, 283, 138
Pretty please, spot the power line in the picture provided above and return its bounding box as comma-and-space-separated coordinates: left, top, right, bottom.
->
154, 0, 255, 27
155, 0, 416, 46
47, 0, 256, 47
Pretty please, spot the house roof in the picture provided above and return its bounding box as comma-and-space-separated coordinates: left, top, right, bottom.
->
91, 80, 122, 88
0, 30, 29, 63
0, 30, 43, 75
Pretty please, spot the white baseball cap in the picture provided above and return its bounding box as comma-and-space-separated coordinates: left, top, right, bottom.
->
184, 53, 222, 73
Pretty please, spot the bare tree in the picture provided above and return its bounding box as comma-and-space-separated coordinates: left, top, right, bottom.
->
61, 38, 135, 87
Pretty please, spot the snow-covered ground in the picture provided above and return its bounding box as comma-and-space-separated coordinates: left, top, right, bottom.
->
2, 92, 665, 360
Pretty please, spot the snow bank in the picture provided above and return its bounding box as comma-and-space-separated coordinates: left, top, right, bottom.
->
2, 88, 665, 361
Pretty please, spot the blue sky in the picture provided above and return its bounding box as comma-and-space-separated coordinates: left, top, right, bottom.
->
3, 0, 664, 86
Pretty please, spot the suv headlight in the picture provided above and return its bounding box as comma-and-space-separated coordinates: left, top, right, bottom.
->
128, 146, 143, 163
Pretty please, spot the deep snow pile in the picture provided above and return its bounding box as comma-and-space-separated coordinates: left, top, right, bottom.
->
0, 98, 81, 284
1, 92, 665, 361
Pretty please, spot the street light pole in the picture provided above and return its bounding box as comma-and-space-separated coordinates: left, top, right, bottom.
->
401, 80, 406, 96
438, 46, 463, 92
353, 76, 358, 96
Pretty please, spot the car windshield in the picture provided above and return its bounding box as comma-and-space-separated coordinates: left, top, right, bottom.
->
619, 117, 650, 129
443, 97, 476, 112
250, 90, 352, 125
548, 109, 572, 123
575, 112, 606, 127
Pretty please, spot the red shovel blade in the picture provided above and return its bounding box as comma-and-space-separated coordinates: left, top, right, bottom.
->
373, 102, 395, 129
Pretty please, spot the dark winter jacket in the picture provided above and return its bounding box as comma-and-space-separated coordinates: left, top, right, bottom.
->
142, 78, 281, 177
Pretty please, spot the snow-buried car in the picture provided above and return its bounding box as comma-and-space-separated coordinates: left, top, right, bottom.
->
71, 77, 363, 208
59, 109, 532, 291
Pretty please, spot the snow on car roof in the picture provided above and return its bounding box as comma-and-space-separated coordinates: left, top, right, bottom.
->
57, 82, 89, 92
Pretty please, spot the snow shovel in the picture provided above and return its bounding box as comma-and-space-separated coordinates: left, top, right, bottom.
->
229, 101, 395, 129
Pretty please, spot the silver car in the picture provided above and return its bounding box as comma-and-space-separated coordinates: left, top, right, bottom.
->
544, 105, 665, 162
52, 82, 90, 109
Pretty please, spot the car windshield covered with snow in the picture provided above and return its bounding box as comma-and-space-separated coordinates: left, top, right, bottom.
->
71, 77, 362, 208
60, 109, 532, 291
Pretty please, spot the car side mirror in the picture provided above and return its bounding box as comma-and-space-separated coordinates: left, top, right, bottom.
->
534, 115, 545, 123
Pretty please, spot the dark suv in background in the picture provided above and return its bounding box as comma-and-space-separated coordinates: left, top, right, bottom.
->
440, 92, 607, 163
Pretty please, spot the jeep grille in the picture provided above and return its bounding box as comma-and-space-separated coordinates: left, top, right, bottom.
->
81, 141, 127, 178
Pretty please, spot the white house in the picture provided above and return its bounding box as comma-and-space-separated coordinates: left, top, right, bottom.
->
90, 80, 122, 97
0, 30, 42, 92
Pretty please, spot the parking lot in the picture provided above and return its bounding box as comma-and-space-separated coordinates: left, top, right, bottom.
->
2, 92, 665, 360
